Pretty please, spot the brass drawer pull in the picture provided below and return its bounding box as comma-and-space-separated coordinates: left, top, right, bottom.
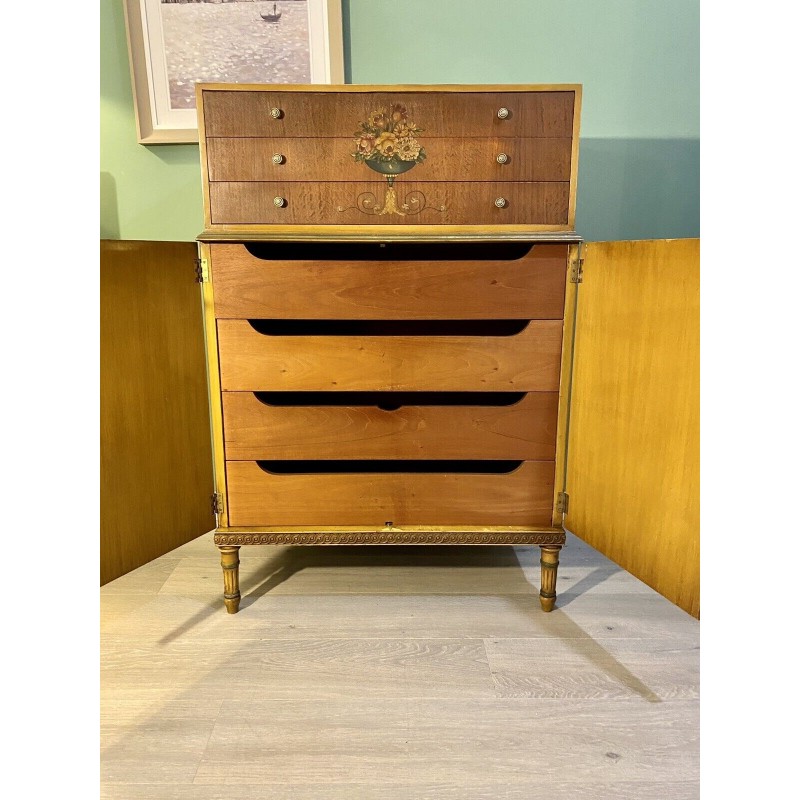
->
270, 107, 283, 119
497, 107, 510, 119
273, 196, 287, 208
272, 153, 285, 165
494, 197, 507, 208
496, 153, 509, 164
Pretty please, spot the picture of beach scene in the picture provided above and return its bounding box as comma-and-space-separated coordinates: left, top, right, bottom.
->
159, 0, 312, 110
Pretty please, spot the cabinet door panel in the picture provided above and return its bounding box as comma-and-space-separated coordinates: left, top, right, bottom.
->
566, 239, 699, 617
101, 241, 214, 584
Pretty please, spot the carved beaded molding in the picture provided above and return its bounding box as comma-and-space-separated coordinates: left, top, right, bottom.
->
214, 532, 566, 546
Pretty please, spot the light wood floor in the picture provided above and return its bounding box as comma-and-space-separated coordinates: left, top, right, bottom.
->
101, 531, 699, 799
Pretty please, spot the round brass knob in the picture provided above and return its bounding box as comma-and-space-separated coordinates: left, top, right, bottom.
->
270, 107, 283, 119
272, 153, 285, 165
273, 196, 286, 208
494, 197, 507, 208
497, 107, 510, 119
496, 153, 509, 164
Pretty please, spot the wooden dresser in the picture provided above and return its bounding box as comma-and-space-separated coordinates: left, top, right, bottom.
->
196, 84, 583, 613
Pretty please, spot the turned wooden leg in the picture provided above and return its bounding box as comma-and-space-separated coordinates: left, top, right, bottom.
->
539, 545, 561, 612
220, 546, 241, 614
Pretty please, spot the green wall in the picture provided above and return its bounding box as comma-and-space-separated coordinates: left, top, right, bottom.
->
100, 0, 699, 242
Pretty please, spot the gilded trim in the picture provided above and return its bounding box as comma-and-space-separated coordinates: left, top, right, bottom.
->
552, 245, 579, 526
214, 531, 567, 546
198, 227, 583, 243
567, 85, 582, 229
197, 83, 583, 94
199, 243, 229, 527
196, 88, 212, 230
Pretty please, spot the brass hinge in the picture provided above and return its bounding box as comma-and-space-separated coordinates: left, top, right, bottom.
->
195, 257, 209, 283
569, 256, 584, 284
556, 491, 570, 514
211, 492, 224, 515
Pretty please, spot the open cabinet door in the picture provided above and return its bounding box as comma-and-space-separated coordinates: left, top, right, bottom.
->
565, 239, 699, 617
101, 241, 215, 585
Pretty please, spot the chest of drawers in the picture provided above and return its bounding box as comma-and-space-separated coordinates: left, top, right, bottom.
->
196, 84, 583, 614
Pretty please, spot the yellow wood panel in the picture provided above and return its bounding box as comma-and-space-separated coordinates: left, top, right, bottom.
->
566, 239, 699, 617
100, 241, 215, 584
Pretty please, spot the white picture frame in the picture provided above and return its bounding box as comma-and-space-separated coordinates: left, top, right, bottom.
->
122, 0, 345, 144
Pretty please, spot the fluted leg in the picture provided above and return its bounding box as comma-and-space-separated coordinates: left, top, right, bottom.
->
539, 545, 561, 612
220, 546, 241, 614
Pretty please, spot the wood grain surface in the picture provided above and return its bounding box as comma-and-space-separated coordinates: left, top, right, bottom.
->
222, 391, 559, 460
209, 242, 568, 320
209, 180, 570, 226
192, 697, 697, 787
225, 460, 555, 526
566, 239, 700, 617
206, 137, 573, 182
100, 241, 214, 584
101, 529, 699, 797
201, 89, 576, 139
216, 319, 564, 392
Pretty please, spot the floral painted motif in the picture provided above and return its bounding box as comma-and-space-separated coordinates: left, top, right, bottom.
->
351, 104, 427, 170
338, 103, 444, 217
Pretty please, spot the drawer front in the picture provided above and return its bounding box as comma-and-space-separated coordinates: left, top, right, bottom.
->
222, 391, 559, 461
206, 137, 573, 183
225, 461, 555, 527
209, 181, 570, 226
210, 243, 568, 320
202, 90, 576, 139
216, 320, 564, 392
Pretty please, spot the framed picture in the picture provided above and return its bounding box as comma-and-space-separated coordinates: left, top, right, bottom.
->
122, 0, 345, 144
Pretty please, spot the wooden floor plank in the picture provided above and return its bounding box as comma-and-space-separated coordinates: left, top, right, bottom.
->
485, 636, 699, 700
101, 638, 495, 700
102, 716, 218, 785
102, 782, 699, 800
193, 698, 698, 786
102, 590, 695, 642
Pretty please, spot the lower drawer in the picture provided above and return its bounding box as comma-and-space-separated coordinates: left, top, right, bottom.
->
209, 181, 570, 226
225, 460, 555, 527
222, 391, 558, 460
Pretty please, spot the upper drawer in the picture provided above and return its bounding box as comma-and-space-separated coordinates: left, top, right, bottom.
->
201, 89, 575, 139
209, 242, 568, 320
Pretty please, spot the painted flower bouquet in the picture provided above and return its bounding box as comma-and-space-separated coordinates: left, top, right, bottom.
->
351, 104, 427, 177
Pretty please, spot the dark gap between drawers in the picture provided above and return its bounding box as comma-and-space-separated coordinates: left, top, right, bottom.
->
256, 460, 524, 475
253, 391, 527, 409
247, 320, 530, 336
243, 242, 535, 261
